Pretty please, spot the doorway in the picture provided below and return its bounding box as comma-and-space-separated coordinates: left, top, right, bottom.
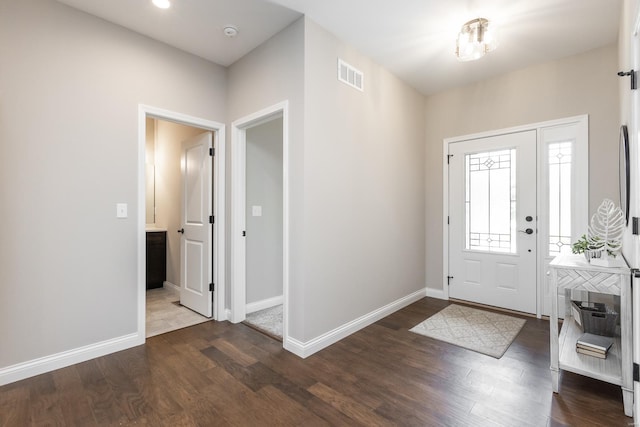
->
231, 101, 289, 345
138, 105, 226, 340
448, 130, 537, 314
443, 116, 588, 318
144, 118, 212, 336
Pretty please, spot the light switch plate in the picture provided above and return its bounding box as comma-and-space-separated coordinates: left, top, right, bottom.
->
116, 203, 128, 218
252, 205, 262, 217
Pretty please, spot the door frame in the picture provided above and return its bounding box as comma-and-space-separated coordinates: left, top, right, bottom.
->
442, 115, 588, 318
230, 101, 289, 346
137, 104, 226, 339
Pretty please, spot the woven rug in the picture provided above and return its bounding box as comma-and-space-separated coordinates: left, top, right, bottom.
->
243, 305, 282, 340
409, 304, 526, 358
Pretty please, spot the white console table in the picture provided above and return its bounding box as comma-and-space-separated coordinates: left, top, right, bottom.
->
549, 254, 632, 417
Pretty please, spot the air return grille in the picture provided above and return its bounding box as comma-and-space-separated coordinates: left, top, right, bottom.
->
337, 58, 363, 91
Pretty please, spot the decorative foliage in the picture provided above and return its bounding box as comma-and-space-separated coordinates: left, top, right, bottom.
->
587, 199, 624, 257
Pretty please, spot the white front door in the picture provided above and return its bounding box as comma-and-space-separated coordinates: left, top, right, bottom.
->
448, 130, 537, 314
179, 132, 213, 317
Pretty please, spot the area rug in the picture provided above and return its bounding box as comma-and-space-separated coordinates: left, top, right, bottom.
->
409, 304, 526, 358
243, 304, 282, 340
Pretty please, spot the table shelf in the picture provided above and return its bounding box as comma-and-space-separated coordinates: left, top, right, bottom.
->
558, 318, 621, 386
549, 254, 632, 417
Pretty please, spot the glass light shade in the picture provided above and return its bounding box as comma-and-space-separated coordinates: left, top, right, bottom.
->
456, 18, 498, 62
152, 0, 171, 9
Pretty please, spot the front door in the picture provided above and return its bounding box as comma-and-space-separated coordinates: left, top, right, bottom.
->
179, 132, 213, 317
448, 130, 537, 314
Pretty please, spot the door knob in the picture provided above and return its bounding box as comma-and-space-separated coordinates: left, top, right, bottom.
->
177, 228, 184, 234
519, 228, 534, 235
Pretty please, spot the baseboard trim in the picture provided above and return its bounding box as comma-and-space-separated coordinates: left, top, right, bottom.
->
163, 281, 180, 292
0, 333, 143, 386
426, 287, 447, 300
283, 288, 426, 358
246, 295, 283, 314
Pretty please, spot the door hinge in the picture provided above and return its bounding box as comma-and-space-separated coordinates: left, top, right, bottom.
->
209, 215, 214, 224
632, 217, 639, 235
634, 363, 639, 382
447, 154, 454, 165
447, 275, 454, 286
447, 216, 450, 225
618, 69, 637, 90
242, 230, 246, 237
209, 147, 215, 156
209, 283, 214, 292
632, 269, 640, 290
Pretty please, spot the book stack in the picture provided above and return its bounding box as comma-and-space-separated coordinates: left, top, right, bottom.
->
576, 333, 614, 359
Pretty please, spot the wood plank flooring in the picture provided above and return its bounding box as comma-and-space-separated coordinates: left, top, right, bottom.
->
0, 298, 632, 426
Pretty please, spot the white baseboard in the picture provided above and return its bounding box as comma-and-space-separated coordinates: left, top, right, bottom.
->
246, 295, 283, 314
426, 287, 447, 300
163, 281, 180, 292
284, 288, 426, 358
0, 333, 143, 386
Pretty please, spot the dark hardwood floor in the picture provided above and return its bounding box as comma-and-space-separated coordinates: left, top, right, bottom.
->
0, 298, 632, 426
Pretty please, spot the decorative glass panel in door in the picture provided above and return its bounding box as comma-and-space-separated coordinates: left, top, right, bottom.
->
465, 149, 516, 253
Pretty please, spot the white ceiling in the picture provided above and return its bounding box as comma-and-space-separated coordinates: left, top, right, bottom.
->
57, 0, 621, 95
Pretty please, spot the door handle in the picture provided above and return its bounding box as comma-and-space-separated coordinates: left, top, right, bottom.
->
177, 228, 184, 234
519, 228, 534, 235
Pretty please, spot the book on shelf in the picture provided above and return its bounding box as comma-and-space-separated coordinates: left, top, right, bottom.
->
576, 347, 607, 359
576, 343, 607, 354
576, 333, 614, 353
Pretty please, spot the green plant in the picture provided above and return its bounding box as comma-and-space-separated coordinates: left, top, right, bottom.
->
571, 235, 615, 257
571, 235, 591, 254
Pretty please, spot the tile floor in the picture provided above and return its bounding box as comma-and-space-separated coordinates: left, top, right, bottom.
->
146, 286, 210, 337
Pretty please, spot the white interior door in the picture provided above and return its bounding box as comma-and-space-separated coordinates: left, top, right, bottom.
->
179, 132, 213, 317
448, 130, 537, 314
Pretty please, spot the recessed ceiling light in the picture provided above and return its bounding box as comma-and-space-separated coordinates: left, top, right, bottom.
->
152, 0, 170, 9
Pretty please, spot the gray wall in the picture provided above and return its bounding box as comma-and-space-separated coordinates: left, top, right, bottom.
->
246, 118, 284, 305
228, 17, 426, 342
226, 18, 306, 337
0, 0, 227, 368
302, 19, 426, 341
425, 44, 620, 292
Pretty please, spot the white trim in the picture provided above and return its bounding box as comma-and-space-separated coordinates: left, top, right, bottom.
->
231, 124, 246, 323
230, 101, 290, 351
0, 333, 140, 386
284, 289, 426, 358
163, 280, 180, 292
138, 104, 226, 336
426, 287, 447, 300
246, 295, 284, 314
442, 115, 589, 319
442, 145, 451, 300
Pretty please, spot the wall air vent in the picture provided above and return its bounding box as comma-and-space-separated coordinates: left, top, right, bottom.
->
337, 58, 364, 91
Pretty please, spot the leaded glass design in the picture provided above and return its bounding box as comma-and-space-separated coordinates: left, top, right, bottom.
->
465, 149, 516, 253
548, 142, 572, 255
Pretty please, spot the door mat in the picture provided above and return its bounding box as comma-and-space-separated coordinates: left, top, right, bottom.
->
409, 304, 526, 358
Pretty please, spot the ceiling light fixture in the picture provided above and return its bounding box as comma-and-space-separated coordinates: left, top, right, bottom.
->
152, 0, 171, 9
455, 18, 497, 62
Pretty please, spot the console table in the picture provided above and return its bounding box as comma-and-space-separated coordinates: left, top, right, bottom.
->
549, 253, 632, 417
